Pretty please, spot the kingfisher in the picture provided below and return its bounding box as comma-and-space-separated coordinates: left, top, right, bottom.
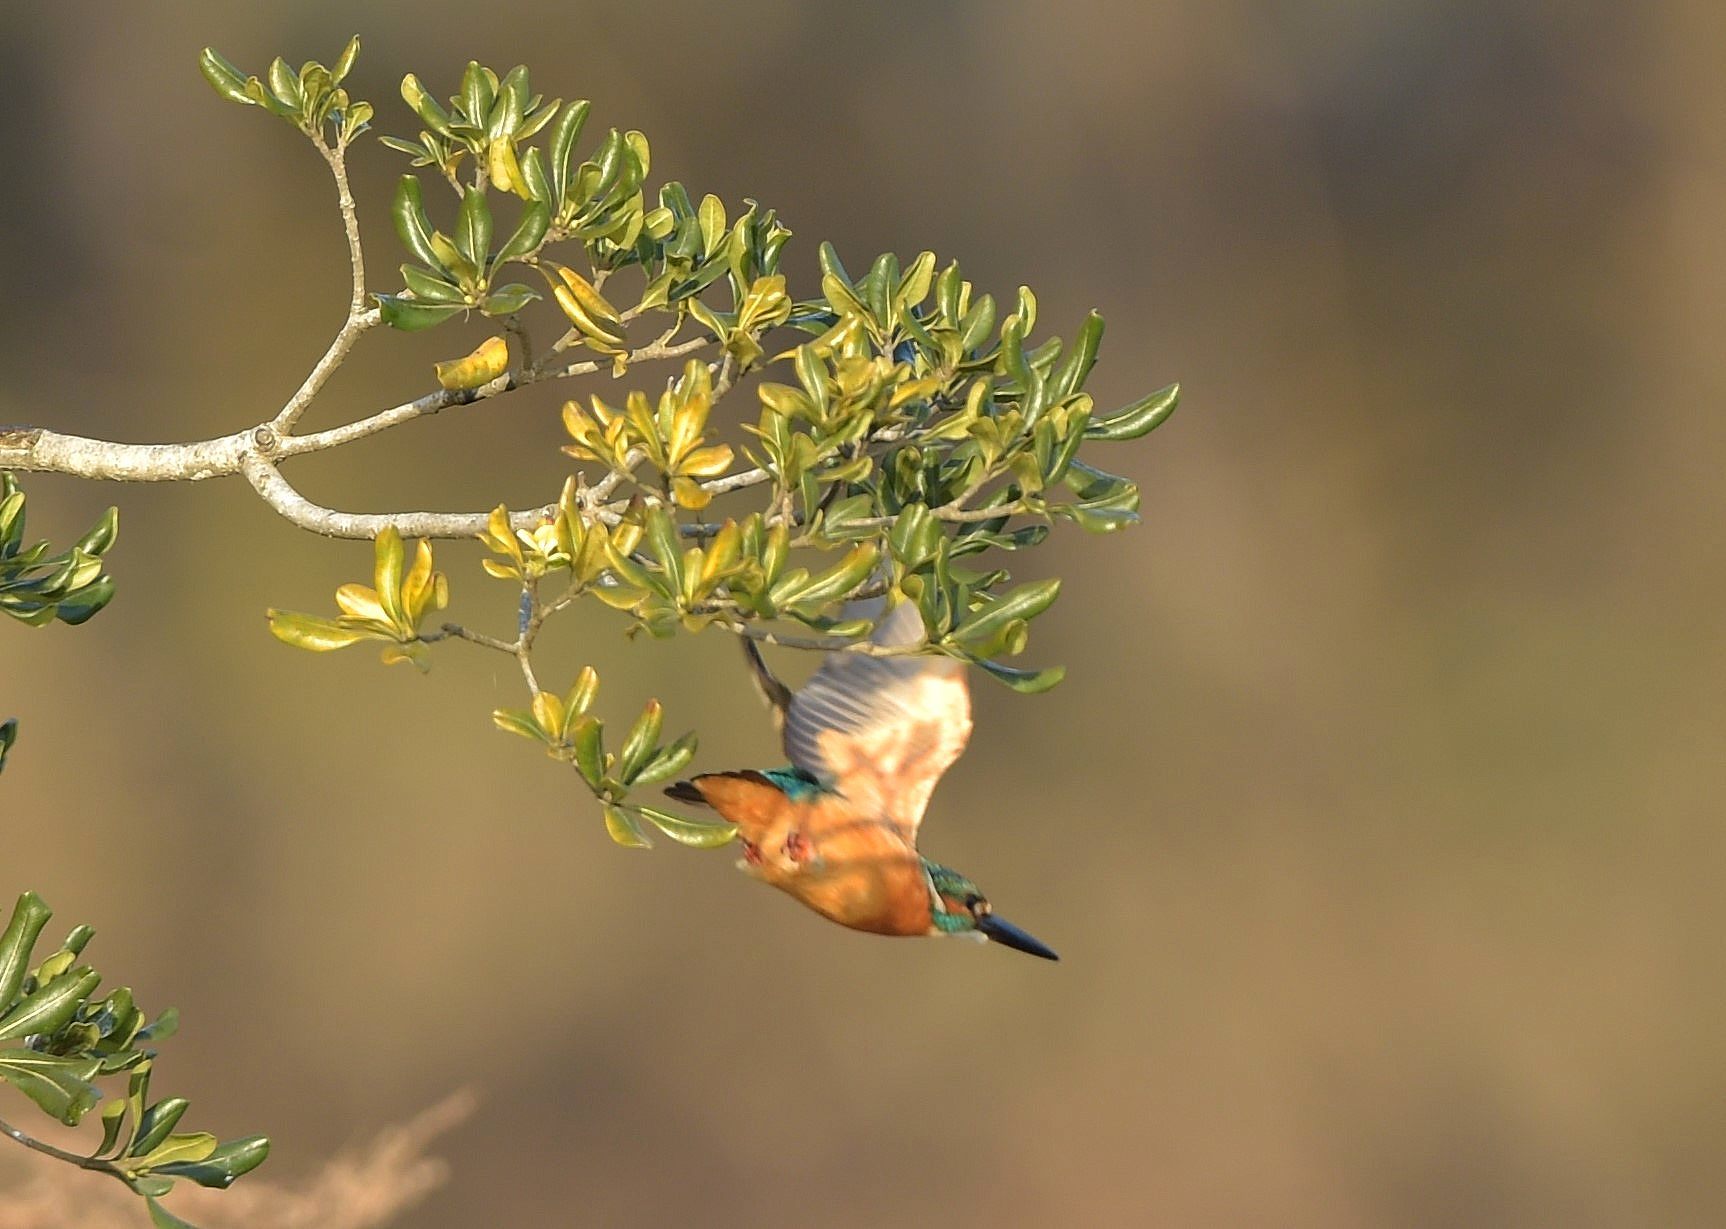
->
667, 599, 1059, 960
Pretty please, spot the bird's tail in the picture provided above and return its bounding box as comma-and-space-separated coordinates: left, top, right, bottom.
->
663, 771, 787, 842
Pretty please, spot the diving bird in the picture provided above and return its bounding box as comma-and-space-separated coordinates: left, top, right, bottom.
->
667, 600, 1059, 960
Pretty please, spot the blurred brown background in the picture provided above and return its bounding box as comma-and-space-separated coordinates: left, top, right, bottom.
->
3, 2, 1723, 1225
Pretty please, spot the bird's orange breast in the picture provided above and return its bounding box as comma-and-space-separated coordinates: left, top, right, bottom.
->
695, 779, 934, 937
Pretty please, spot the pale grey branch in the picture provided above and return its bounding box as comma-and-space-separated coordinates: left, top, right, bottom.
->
242, 455, 555, 539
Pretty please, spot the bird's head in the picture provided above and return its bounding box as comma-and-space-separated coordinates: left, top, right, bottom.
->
923, 860, 1059, 961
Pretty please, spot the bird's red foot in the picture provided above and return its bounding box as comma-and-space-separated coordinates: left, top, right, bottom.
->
784, 830, 813, 864
740, 839, 763, 866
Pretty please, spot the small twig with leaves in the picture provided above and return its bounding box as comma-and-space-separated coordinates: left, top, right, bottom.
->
0, 892, 268, 1228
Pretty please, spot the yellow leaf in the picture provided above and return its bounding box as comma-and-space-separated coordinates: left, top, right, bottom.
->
266, 610, 371, 652
544, 264, 625, 348
379, 641, 431, 672
591, 584, 648, 612
530, 691, 564, 737
400, 539, 441, 623
603, 804, 653, 849
679, 444, 734, 479
549, 264, 623, 326
486, 136, 528, 196
434, 336, 510, 391
671, 477, 712, 510
564, 665, 600, 719
551, 286, 626, 350
334, 583, 388, 623
478, 505, 518, 556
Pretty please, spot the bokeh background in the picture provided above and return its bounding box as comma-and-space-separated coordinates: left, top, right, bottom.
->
3, 3, 1722, 1225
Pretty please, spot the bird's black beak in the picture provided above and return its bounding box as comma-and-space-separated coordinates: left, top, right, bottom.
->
976, 913, 1060, 961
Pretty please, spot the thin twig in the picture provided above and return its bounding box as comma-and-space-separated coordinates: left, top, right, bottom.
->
322, 138, 368, 317
272, 140, 377, 434
0, 1114, 128, 1187
514, 580, 543, 692
421, 622, 518, 654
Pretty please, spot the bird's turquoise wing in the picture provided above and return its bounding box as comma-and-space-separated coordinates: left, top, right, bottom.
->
781, 600, 972, 842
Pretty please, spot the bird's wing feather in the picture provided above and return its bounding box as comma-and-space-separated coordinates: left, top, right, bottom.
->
782, 600, 971, 842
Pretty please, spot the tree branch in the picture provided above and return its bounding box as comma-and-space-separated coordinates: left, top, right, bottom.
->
241, 455, 558, 539
0, 333, 721, 539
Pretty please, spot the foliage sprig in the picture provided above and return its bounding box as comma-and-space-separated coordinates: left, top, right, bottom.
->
0, 892, 267, 1227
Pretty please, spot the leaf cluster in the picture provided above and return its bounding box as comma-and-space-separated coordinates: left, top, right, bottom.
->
0, 475, 118, 627
199, 37, 371, 145
0, 892, 267, 1219
266, 527, 448, 670
492, 670, 730, 849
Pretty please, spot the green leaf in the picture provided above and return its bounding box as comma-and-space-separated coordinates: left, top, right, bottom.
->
130, 1097, 192, 1158
888, 503, 940, 571
240, 76, 295, 120
137, 1007, 179, 1043
487, 65, 530, 141
1085, 382, 1179, 440
495, 202, 549, 264
400, 73, 453, 136
492, 708, 548, 745
628, 732, 697, 787
0, 1052, 102, 1125
132, 1131, 219, 1173
0, 965, 101, 1041
565, 666, 601, 719
52, 574, 116, 625
97, 1099, 128, 1157
72, 507, 120, 556
399, 265, 467, 304
455, 187, 493, 269
265, 57, 301, 113
616, 700, 663, 783
146, 1197, 199, 1229
634, 805, 737, 849
391, 176, 445, 273
950, 579, 1061, 653
570, 716, 604, 787
460, 61, 494, 129
1049, 310, 1104, 401
197, 48, 252, 106
783, 544, 878, 609
331, 35, 361, 85
603, 803, 653, 849
976, 659, 1067, 693
642, 506, 683, 595
0, 892, 48, 1013
548, 99, 591, 201
375, 295, 464, 332
155, 1136, 270, 1189
698, 194, 727, 259
481, 284, 540, 316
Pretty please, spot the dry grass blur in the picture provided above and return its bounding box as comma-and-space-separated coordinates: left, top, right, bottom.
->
0, 1092, 473, 1229
2, 3, 1723, 1226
